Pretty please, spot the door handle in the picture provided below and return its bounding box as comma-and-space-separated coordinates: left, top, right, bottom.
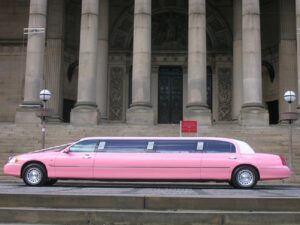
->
83, 155, 92, 159
228, 156, 237, 160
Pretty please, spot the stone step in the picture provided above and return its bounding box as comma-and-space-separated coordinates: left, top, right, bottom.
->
0, 193, 299, 212
0, 207, 299, 225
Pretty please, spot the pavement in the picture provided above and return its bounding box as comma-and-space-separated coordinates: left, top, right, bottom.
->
0, 181, 299, 198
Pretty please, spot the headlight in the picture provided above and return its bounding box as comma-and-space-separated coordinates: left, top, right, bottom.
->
8, 156, 18, 164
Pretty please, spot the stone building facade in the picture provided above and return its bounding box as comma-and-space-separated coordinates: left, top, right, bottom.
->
1, 0, 300, 126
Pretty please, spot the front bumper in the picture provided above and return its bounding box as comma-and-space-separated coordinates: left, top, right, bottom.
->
3, 163, 22, 177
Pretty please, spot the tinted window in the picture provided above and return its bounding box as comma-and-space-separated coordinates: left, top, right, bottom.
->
69, 140, 98, 153
204, 140, 236, 153
104, 140, 148, 152
155, 140, 196, 153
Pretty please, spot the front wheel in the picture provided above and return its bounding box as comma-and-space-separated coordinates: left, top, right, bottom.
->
231, 166, 258, 189
22, 163, 47, 186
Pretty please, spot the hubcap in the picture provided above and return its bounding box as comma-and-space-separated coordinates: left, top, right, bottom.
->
237, 169, 254, 187
26, 168, 42, 185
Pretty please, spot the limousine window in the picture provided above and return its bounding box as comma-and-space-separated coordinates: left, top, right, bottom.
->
104, 140, 148, 152
204, 140, 236, 153
69, 140, 99, 153
154, 140, 197, 153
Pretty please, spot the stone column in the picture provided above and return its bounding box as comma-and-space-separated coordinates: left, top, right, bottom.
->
44, 0, 65, 121
186, 0, 211, 126
96, 0, 109, 120
15, 0, 47, 123
297, 0, 300, 114
232, 0, 243, 120
71, 0, 100, 125
239, 0, 269, 126
126, 0, 154, 125
279, 0, 297, 114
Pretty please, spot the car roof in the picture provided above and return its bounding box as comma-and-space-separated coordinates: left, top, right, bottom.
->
79, 136, 239, 143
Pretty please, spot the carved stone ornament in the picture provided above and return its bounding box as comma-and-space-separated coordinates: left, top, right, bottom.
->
109, 67, 124, 121
218, 68, 232, 121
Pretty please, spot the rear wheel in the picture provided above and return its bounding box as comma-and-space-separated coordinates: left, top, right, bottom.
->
231, 166, 258, 189
22, 163, 47, 186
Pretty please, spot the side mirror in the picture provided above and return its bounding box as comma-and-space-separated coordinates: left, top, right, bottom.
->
63, 148, 70, 154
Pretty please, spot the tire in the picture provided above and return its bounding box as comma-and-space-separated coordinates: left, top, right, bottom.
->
228, 181, 234, 187
22, 163, 47, 186
231, 166, 258, 189
45, 179, 58, 186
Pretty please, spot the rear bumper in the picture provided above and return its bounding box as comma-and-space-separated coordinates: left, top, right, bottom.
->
259, 166, 291, 180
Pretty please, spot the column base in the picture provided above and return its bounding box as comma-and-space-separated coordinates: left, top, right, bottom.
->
71, 103, 100, 126
239, 104, 269, 126
15, 104, 42, 124
126, 105, 155, 125
47, 114, 62, 123
185, 104, 212, 126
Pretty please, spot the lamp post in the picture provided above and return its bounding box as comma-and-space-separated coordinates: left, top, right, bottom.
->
282, 91, 298, 172
39, 89, 51, 149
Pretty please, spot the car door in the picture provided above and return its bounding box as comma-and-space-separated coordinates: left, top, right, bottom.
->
200, 140, 239, 180
54, 139, 98, 179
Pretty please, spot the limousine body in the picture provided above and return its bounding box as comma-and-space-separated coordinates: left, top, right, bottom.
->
3, 137, 291, 188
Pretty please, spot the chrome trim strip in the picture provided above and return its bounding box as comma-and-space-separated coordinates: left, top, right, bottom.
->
51, 165, 230, 169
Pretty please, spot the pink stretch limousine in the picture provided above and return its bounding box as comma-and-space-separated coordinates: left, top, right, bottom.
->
3, 137, 291, 189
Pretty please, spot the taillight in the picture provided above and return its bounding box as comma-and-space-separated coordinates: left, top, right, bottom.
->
280, 155, 287, 166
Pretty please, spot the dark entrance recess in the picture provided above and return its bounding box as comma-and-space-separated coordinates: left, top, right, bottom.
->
207, 66, 213, 111
262, 61, 278, 125
158, 66, 183, 124
267, 100, 279, 124
63, 99, 76, 123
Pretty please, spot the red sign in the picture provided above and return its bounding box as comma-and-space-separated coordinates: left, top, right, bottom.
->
181, 120, 198, 133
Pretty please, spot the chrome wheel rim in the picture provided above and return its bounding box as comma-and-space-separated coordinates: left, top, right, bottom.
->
26, 168, 42, 185
237, 169, 254, 187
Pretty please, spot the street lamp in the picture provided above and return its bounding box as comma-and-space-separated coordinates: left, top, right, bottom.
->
282, 90, 298, 172
39, 89, 51, 149
284, 90, 296, 106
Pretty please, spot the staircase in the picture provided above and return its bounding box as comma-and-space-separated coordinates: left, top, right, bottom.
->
0, 188, 300, 225
0, 122, 300, 182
